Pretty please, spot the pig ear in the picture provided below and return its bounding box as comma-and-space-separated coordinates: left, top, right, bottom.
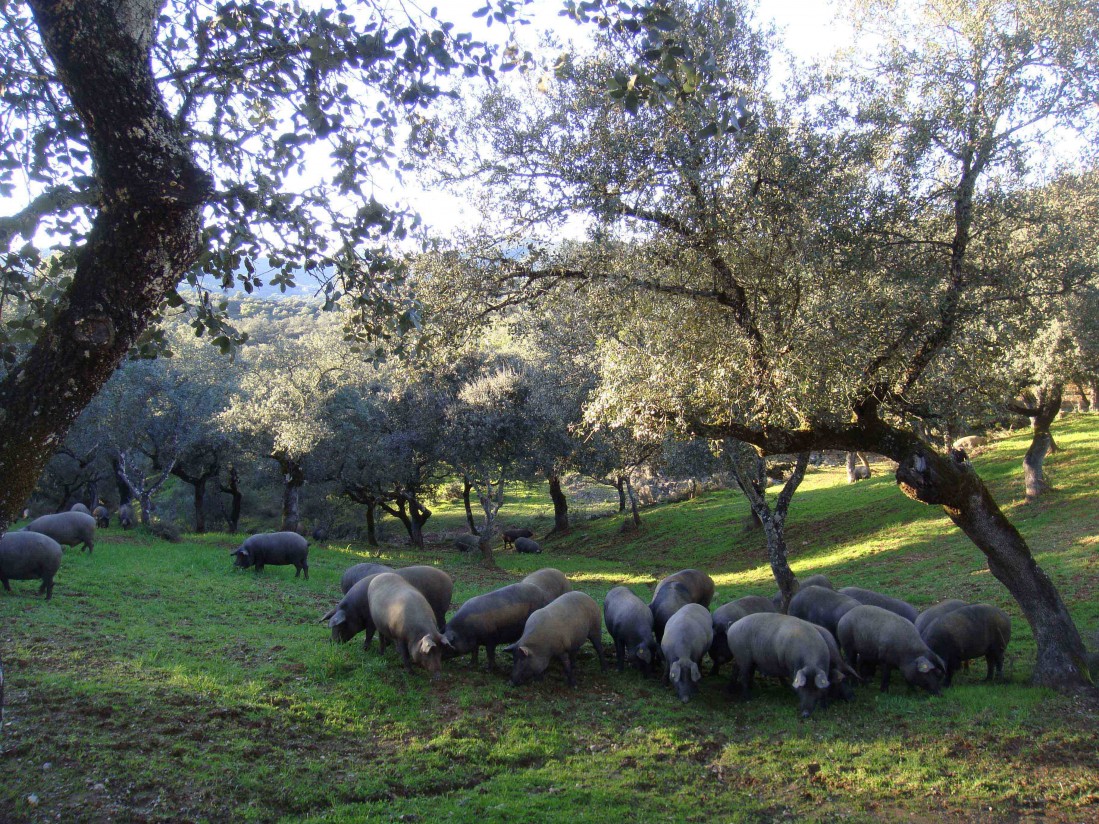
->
328, 610, 347, 628
440, 633, 454, 648
814, 670, 830, 690
418, 636, 437, 655
916, 656, 933, 674
636, 644, 651, 663
688, 661, 702, 683
320, 608, 336, 623
792, 669, 807, 689
669, 661, 682, 681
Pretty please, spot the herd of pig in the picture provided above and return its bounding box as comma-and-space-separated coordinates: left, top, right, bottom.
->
318, 557, 1012, 717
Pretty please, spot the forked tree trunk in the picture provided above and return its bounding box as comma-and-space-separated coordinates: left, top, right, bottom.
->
894, 441, 1090, 688
727, 441, 808, 612
547, 473, 570, 536
1074, 382, 1090, 413
615, 476, 626, 512
623, 476, 641, 531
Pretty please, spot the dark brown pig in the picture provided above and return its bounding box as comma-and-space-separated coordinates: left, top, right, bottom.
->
441, 582, 549, 669
839, 586, 918, 623
324, 565, 453, 648
339, 562, 394, 594
837, 605, 945, 694
920, 604, 1011, 686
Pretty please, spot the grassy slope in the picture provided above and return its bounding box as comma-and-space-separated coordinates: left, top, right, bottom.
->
1, 416, 1097, 823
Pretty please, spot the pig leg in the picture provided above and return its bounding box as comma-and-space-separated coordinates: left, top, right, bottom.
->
362, 626, 376, 652
879, 664, 892, 692
302, 560, 309, 579
485, 644, 497, 671
562, 651, 576, 687
469, 645, 479, 667
589, 633, 606, 671
1, 578, 11, 592
615, 639, 626, 671
396, 640, 414, 673
254, 563, 264, 574
378, 634, 388, 655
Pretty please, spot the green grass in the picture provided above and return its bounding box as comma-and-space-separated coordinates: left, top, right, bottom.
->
2, 416, 1098, 822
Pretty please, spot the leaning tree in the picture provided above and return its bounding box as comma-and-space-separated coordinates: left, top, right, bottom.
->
0, 0, 524, 530
431, 0, 1099, 686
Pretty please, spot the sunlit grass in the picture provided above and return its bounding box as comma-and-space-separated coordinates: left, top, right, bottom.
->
1, 415, 1097, 821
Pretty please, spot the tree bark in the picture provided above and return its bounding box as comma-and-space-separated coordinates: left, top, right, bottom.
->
622, 475, 641, 531
1021, 383, 1063, 501
895, 443, 1090, 688
462, 477, 478, 535
547, 472, 570, 536
365, 501, 378, 547
0, 1, 212, 532
1074, 381, 1090, 413
172, 455, 219, 534
615, 476, 626, 512
219, 464, 242, 534
279, 458, 305, 533
727, 442, 808, 612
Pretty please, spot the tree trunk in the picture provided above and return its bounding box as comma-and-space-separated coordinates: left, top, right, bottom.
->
846, 451, 870, 482
547, 473, 570, 536
623, 475, 641, 531
1023, 383, 1062, 501
615, 476, 626, 512
895, 442, 1090, 688
1074, 382, 1090, 413
1088, 379, 1098, 413
114, 455, 137, 506
219, 464, 242, 533
279, 458, 304, 533
140, 490, 154, 526
407, 492, 427, 549
192, 477, 207, 534
462, 477, 478, 535
727, 442, 808, 612
0, 2, 211, 532
380, 498, 415, 546
365, 501, 378, 547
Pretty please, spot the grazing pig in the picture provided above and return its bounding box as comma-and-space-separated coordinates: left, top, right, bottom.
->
604, 586, 659, 673
504, 591, 606, 687
119, 504, 135, 530
502, 528, 534, 549
836, 605, 945, 694
771, 573, 834, 608
231, 531, 309, 578
914, 599, 969, 635
339, 562, 394, 595
811, 624, 860, 703
324, 565, 453, 647
368, 573, 450, 677
453, 533, 480, 553
513, 537, 542, 554
788, 586, 862, 643
710, 595, 778, 674
650, 569, 715, 640
442, 582, 550, 669
25, 511, 96, 554
70, 503, 92, 516
920, 604, 1011, 686
661, 603, 713, 703
839, 586, 918, 623
92, 504, 110, 529
0, 531, 63, 600
726, 613, 834, 717
522, 568, 572, 601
